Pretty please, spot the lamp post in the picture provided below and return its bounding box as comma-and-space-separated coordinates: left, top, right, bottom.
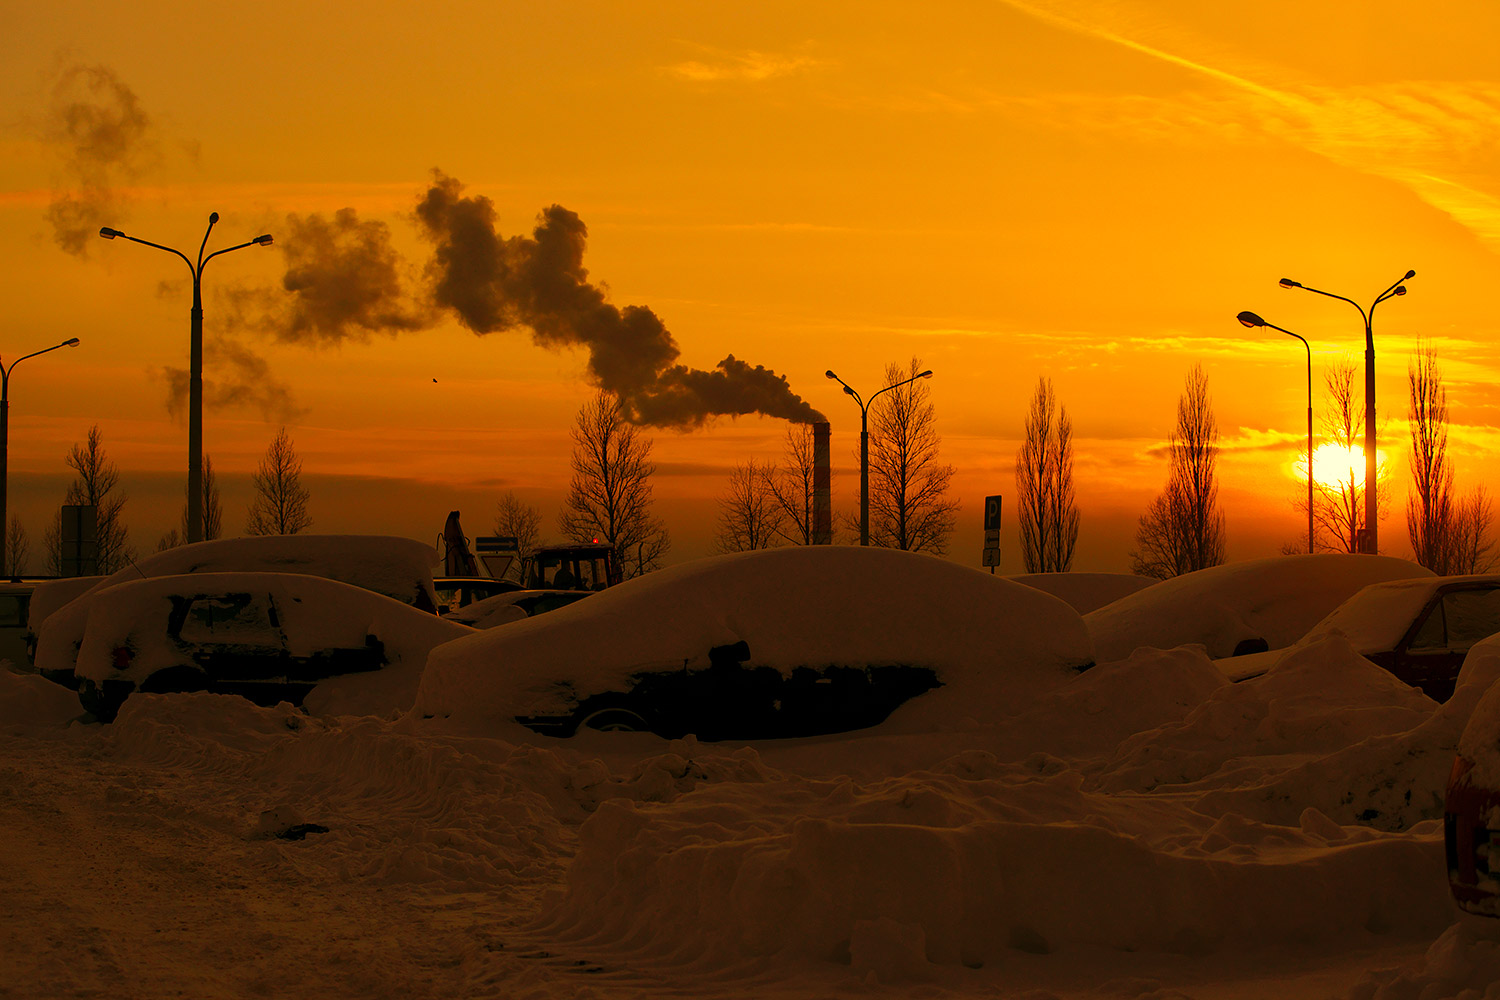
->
99, 214, 273, 543
1237, 312, 1313, 555
824, 367, 934, 545
1, 337, 82, 575
1279, 270, 1414, 554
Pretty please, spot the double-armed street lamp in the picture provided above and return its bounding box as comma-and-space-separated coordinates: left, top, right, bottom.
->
825, 367, 934, 546
1278, 270, 1415, 554
99, 214, 273, 543
1236, 311, 1313, 556
1, 337, 82, 575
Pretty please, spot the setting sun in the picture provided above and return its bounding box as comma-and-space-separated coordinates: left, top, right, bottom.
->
1288, 443, 1391, 490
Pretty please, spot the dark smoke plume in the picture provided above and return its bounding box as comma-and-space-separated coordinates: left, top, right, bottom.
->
41, 64, 158, 256
415, 171, 823, 427
227, 208, 429, 343
162, 338, 307, 424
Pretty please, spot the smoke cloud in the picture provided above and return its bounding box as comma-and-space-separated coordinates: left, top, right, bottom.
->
162, 338, 307, 424
415, 171, 823, 427
41, 64, 158, 256
225, 209, 429, 344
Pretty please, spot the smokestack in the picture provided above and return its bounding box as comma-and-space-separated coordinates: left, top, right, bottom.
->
813, 421, 831, 545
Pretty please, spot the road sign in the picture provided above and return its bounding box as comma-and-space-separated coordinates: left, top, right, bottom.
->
984, 495, 1002, 532
982, 546, 1001, 568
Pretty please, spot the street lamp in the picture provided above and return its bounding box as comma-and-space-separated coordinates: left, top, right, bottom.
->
824, 367, 934, 545
1237, 311, 1313, 556
1, 337, 82, 576
99, 214, 273, 542
1279, 270, 1414, 553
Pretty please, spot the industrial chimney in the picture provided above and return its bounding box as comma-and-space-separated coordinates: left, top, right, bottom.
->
813, 421, 831, 544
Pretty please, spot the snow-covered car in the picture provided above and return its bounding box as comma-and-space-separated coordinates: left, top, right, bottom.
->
1085, 553, 1433, 663
67, 572, 472, 722
0, 579, 38, 672
1227, 574, 1500, 701
414, 546, 1095, 741
24, 576, 105, 671
433, 576, 525, 615
441, 589, 592, 629
33, 535, 441, 689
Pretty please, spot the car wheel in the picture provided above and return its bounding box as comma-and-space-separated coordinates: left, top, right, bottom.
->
572, 703, 650, 734
78, 677, 132, 724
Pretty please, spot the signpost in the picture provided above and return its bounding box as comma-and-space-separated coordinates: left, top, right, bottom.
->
61, 504, 98, 577
982, 494, 1001, 572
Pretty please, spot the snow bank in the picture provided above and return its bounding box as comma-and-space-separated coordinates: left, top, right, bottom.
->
1199, 633, 1500, 830
1085, 554, 1433, 662
1096, 635, 1437, 795
0, 667, 83, 727
526, 744, 1451, 974
415, 546, 1095, 734
1348, 918, 1500, 999
1458, 637, 1500, 788
1008, 572, 1157, 614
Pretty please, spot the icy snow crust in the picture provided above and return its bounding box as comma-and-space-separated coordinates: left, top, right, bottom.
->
1085, 553, 1434, 662
7, 547, 1500, 998
414, 546, 1095, 731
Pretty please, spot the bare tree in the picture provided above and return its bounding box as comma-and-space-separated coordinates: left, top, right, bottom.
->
715, 460, 785, 553
162, 454, 224, 549
559, 390, 669, 578
1408, 346, 1454, 570
1406, 347, 1493, 572
1131, 364, 1226, 578
1016, 377, 1080, 572
863, 357, 960, 554
6, 517, 28, 577
246, 427, 312, 535
767, 423, 820, 545
1449, 487, 1496, 574
493, 491, 545, 558
1306, 358, 1389, 553
43, 511, 61, 576
59, 425, 132, 573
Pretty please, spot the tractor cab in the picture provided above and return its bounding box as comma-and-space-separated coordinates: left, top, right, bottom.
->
523, 545, 621, 591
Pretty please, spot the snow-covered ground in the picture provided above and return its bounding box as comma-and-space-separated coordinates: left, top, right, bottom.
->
4, 549, 1499, 999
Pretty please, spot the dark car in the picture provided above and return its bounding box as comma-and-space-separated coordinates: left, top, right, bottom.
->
1239, 575, 1500, 702
62, 572, 471, 722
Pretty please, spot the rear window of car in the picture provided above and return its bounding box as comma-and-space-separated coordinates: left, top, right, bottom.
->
1440, 588, 1500, 648
179, 593, 279, 641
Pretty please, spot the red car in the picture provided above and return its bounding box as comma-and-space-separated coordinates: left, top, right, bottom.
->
1445, 755, 1500, 916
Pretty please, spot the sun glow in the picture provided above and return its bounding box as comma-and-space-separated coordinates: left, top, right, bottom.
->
1289, 443, 1389, 489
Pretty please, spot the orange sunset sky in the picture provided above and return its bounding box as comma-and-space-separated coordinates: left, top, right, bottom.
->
3, 0, 1499, 573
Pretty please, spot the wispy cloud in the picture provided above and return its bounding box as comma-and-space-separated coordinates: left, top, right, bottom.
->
663, 46, 825, 83
991, 0, 1500, 252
